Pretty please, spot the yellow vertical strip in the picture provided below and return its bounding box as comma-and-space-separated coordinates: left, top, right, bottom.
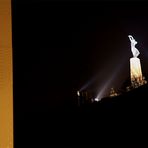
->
0, 0, 13, 148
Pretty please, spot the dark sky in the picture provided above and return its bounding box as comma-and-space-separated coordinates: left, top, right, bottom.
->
12, 0, 148, 110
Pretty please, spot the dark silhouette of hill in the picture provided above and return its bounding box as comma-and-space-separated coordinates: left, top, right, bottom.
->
15, 84, 148, 146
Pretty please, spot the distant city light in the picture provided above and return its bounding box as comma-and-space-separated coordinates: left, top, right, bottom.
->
77, 91, 80, 96
94, 98, 99, 102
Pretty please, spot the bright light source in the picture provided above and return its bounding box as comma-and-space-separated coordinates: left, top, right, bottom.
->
94, 98, 99, 102
77, 91, 80, 96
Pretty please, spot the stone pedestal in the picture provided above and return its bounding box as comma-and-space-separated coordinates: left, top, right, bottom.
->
130, 57, 145, 88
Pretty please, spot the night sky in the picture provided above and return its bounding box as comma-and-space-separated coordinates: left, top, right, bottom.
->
13, 0, 148, 110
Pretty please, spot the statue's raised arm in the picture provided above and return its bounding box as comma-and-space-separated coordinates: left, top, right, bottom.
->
128, 35, 140, 57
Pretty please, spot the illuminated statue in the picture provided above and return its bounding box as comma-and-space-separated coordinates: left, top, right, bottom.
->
128, 35, 140, 57
128, 35, 147, 88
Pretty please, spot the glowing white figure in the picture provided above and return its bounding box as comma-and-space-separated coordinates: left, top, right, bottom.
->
128, 35, 140, 57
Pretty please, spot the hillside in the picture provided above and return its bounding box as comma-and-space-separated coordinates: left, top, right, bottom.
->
15, 84, 148, 146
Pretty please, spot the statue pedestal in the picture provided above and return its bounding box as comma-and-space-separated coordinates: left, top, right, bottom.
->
130, 57, 145, 88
